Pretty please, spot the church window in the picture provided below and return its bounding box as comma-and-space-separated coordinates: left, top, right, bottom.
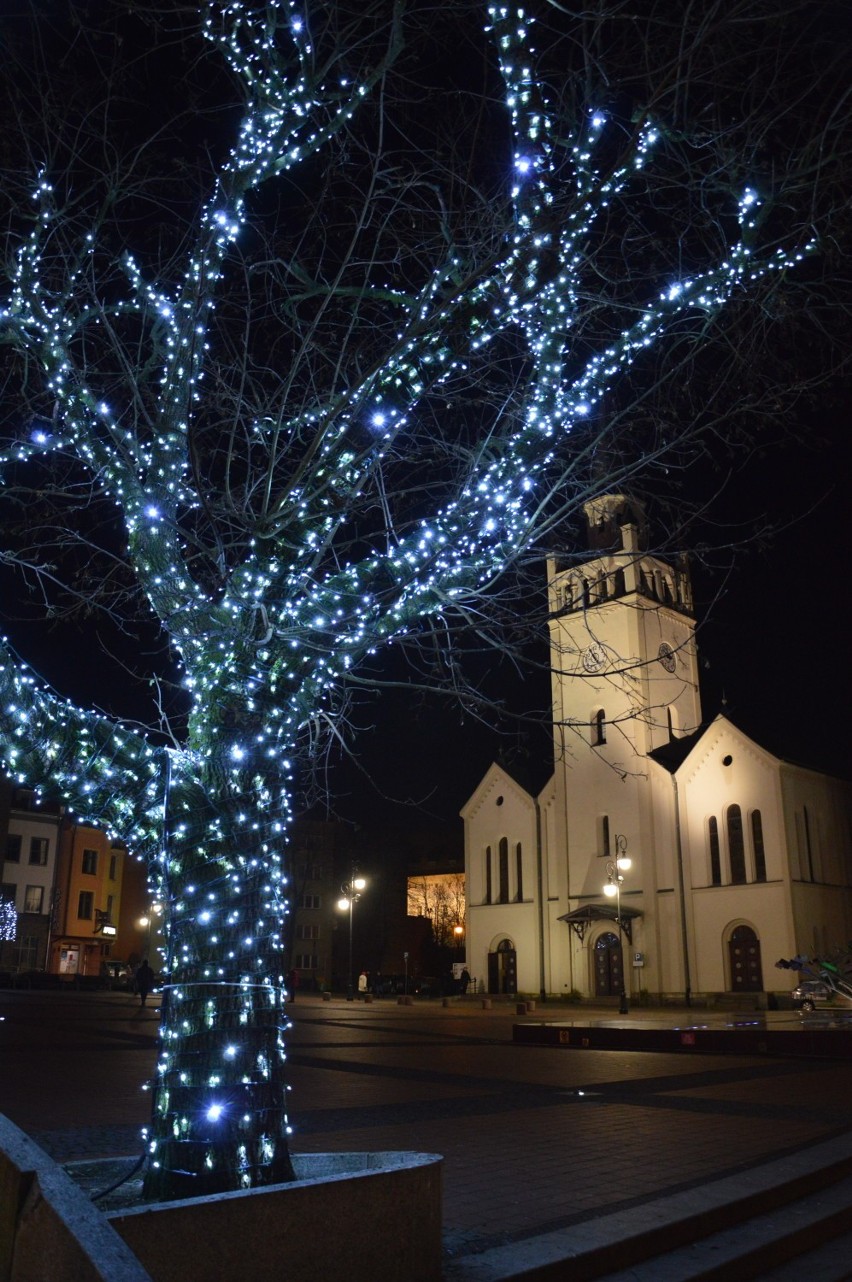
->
598, 814, 611, 858
802, 806, 815, 881
708, 817, 721, 885
614, 568, 626, 596
666, 706, 674, 740
752, 811, 767, 881
485, 845, 492, 904
582, 579, 591, 608
515, 843, 523, 902
728, 805, 746, 884
498, 837, 509, 904
593, 709, 606, 746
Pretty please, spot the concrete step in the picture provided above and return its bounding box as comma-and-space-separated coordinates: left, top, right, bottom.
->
443, 1133, 852, 1282
597, 1174, 852, 1281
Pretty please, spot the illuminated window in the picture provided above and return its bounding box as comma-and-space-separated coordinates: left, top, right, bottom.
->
24, 885, 44, 913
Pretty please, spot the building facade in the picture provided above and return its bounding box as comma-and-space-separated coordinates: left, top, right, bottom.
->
50, 821, 127, 979
0, 784, 62, 974
462, 494, 852, 1002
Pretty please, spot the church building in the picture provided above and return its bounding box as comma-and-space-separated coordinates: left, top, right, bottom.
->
461, 494, 852, 1003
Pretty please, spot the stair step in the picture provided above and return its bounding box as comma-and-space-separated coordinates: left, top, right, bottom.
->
443, 1134, 852, 1282
597, 1174, 852, 1281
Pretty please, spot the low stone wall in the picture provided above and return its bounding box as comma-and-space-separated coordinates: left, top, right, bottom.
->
2, 1114, 442, 1282
106, 1151, 443, 1282
0, 1114, 151, 1282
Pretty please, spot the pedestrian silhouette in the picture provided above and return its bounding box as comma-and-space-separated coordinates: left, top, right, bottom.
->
135, 959, 155, 1007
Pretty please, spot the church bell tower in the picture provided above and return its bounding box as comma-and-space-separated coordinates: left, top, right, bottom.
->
545, 494, 702, 996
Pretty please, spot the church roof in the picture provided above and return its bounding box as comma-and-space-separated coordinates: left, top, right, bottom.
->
649, 709, 851, 782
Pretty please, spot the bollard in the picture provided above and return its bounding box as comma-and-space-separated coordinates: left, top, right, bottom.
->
481, 998, 492, 1009
442, 997, 451, 1008
526, 999, 536, 1012
322, 991, 331, 1001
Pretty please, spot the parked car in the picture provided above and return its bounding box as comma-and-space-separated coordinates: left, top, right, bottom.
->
791, 978, 832, 1011
100, 959, 134, 990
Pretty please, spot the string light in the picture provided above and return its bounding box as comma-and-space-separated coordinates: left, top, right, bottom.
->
0, 0, 813, 1198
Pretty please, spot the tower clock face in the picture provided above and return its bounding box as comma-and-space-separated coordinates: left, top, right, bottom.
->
582, 642, 606, 673
658, 642, 677, 673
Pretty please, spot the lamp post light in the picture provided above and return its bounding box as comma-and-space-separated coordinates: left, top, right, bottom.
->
603, 836, 632, 1015
453, 923, 464, 960
337, 872, 366, 1001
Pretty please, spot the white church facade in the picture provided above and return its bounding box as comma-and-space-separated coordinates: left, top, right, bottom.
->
462, 494, 852, 1003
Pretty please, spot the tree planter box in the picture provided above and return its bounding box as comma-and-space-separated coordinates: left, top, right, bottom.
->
1, 1116, 441, 1282
103, 1152, 443, 1282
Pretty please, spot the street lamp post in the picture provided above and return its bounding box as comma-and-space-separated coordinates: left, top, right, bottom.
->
337, 872, 366, 1001
603, 836, 632, 1015
453, 924, 464, 960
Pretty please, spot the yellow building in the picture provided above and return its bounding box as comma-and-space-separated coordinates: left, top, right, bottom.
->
51, 822, 127, 979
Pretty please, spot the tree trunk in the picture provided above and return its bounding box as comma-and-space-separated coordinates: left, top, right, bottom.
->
143, 755, 296, 1201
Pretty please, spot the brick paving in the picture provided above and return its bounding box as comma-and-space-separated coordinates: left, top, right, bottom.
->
3, 990, 851, 1267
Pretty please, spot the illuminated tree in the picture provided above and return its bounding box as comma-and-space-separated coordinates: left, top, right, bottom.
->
0, 1, 843, 1198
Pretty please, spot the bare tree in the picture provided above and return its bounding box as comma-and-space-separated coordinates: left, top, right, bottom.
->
407, 874, 466, 947
0, 0, 847, 1198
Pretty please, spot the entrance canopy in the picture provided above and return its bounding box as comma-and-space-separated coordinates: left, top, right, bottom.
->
557, 903, 641, 944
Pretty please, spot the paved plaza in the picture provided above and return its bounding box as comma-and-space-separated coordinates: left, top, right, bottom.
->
2, 990, 851, 1269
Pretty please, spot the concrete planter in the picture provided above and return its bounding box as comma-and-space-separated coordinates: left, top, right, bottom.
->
105, 1152, 443, 1282
1, 1115, 442, 1282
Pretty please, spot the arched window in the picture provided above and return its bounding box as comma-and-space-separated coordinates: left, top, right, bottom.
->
666, 706, 674, 740
728, 805, 746, 884
599, 814, 611, 858
803, 805, 815, 881
593, 709, 606, 746
582, 578, 591, 608
752, 811, 767, 881
614, 567, 626, 596
485, 845, 492, 904
708, 817, 721, 885
498, 837, 509, 904
515, 843, 523, 902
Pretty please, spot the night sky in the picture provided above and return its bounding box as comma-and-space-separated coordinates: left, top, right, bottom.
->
1, 0, 849, 853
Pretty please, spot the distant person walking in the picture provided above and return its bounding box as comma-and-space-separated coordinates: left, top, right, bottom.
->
135, 959, 155, 1008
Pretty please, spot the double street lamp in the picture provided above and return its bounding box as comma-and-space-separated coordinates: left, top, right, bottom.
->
603, 836, 631, 1015
337, 872, 367, 1001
